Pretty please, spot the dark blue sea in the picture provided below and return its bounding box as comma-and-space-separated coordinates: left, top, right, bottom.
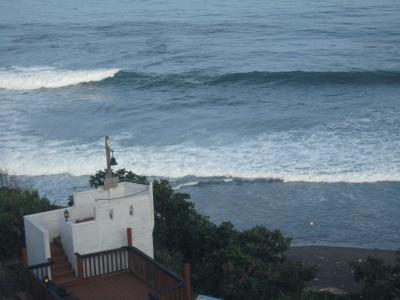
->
1, 0, 400, 249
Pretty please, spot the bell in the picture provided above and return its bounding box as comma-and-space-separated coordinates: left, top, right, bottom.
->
110, 156, 118, 166
64, 210, 69, 221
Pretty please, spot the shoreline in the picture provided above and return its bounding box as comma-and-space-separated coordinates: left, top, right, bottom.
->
288, 245, 398, 294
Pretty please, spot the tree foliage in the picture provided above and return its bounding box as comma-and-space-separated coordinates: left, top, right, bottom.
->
350, 253, 400, 299
0, 170, 54, 258
89, 168, 147, 188
89, 169, 316, 299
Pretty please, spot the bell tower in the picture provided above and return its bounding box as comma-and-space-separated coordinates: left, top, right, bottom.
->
103, 135, 119, 189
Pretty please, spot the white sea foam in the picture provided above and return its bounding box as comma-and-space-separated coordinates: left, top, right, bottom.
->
1, 131, 400, 183
0, 67, 119, 90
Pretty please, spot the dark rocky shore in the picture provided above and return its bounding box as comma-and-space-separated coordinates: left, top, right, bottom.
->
288, 246, 398, 294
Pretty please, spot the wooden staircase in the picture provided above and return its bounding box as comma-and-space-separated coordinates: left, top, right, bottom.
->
50, 237, 76, 285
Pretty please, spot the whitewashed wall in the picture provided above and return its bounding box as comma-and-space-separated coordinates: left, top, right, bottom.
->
24, 217, 51, 265
71, 183, 154, 256
71, 184, 129, 221
60, 182, 155, 274
25, 209, 65, 240
24, 208, 65, 267
60, 219, 76, 272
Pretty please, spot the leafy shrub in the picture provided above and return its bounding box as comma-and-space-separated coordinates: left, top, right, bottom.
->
350, 253, 400, 300
0, 170, 53, 258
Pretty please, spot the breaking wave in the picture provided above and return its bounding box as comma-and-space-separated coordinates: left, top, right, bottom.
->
2, 133, 400, 183
2, 68, 400, 90
210, 70, 400, 85
100, 70, 400, 88
172, 176, 283, 189
0, 67, 119, 90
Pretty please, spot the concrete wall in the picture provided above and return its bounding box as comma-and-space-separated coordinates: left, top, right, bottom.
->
71, 184, 129, 221
24, 208, 65, 267
70, 183, 154, 257
24, 217, 51, 266
59, 182, 155, 274
25, 209, 65, 240
60, 219, 76, 272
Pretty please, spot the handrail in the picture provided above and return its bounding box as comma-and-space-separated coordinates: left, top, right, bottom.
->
75, 247, 128, 278
77, 247, 126, 258
27, 260, 53, 281
74, 246, 187, 300
27, 259, 53, 270
149, 286, 186, 300
125, 246, 186, 300
125, 246, 184, 284
25, 268, 64, 300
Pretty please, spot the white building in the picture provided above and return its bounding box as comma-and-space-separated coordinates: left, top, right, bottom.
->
23, 137, 155, 279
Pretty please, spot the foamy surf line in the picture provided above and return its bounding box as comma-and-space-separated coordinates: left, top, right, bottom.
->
5, 168, 400, 185
0, 67, 120, 90
2, 134, 400, 184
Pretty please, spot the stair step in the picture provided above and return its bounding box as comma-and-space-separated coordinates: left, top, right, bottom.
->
51, 252, 63, 258
53, 274, 76, 285
50, 245, 62, 250
52, 256, 69, 264
49, 236, 76, 286
52, 261, 72, 272
53, 268, 74, 277
52, 252, 66, 259
53, 268, 72, 276
50, 243, 62, 250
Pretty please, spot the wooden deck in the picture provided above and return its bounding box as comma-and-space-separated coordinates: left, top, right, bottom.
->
66, 272, 151, 300
24, 246, 189, 300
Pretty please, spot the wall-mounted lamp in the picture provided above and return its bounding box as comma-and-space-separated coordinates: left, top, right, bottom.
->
109, 209, 114, 220
129, 205, 134, 216
43, 275, 49, 285
64, 210, 69, 221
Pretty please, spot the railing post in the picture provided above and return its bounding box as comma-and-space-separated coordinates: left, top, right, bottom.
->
127, 227, 133, 247
76, 254, 84, 279
184, 263, 191, 300
21, 248, 28, 268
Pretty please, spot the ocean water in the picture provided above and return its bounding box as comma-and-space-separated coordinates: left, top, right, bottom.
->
1, 0, 400, 249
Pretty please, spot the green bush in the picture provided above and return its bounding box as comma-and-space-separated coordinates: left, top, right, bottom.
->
350, 253, 400, 299
0, 170, 54, 258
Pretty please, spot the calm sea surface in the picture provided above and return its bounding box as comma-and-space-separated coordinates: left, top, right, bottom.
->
1, 0, 400, 249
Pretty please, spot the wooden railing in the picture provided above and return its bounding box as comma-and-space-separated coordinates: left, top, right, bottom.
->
76, 247, 128, 278
75, 246, 188, 300
27, 260, 53, 280
25, 261, 64, 300
126, 246, 186, 300
149, 286, 186, 300
127, 246, 183, 289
